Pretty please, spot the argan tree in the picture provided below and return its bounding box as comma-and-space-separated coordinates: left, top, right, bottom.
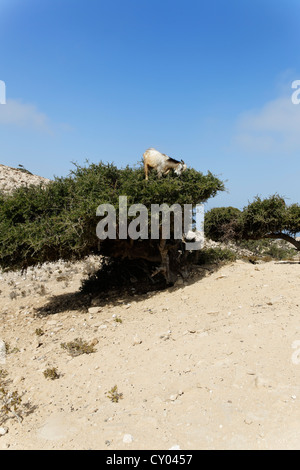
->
205, 195, 300, 251
0, 161, 225, 284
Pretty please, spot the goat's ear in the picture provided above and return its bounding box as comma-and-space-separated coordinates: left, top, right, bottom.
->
181, 159, 184, 163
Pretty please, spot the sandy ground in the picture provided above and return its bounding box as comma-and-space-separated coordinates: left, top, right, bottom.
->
0, 256, 300, 450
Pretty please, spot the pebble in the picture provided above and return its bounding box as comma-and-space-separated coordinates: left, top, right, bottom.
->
132, 335, 142, 346
159, 330, 171, 340
88, 307, 102, 314
123, 433, 133, 444
90, 338, 99, 346
169, 394, 178, 401
0, 427, 8, 436
0, 340, 6, 365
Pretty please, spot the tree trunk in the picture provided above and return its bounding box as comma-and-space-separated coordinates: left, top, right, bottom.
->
264, 232, 300, 251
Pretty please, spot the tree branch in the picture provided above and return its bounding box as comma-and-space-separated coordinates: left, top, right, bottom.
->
264, 232, 300, 251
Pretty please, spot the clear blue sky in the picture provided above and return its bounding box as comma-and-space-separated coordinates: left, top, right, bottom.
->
0, 0, 300, 210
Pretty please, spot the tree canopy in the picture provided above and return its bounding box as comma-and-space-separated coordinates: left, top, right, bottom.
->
205, 195, 300, 251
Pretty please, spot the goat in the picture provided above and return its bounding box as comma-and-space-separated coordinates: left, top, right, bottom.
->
143, 148, 187, 181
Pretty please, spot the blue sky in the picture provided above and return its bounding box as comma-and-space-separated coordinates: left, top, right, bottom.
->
0, 0, 300, 210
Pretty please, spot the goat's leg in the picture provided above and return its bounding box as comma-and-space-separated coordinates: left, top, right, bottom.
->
144, 162, 149, 181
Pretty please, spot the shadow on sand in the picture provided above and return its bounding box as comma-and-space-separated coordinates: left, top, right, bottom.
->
34, 259, 223, 317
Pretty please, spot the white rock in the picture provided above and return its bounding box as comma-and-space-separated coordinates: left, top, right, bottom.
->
169, 394, 178, 401
169, 444, 180, 450
0, 340, 6, 365
159, 330, 171, 340
0, 427, 8, 436
88, 307, 102, 314
132, 335, 142, 345
123, 433, 133, 443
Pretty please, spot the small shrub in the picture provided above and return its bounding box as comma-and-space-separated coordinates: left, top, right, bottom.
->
35, 328, 45, 337
236, 239, 296, 260
196, 247, 237, 265
61, 338, 96, 357
4, 342, 19, 354
106, 385, 123, 403
43, 367, 59, 380
0, 370, 35, 425
0, 369, 8, 382
263, 244, 296, 260
0, 387, 23, 424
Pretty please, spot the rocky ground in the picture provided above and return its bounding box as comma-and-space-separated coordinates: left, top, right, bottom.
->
0, 164, 49, 194
0, 255, 300, 450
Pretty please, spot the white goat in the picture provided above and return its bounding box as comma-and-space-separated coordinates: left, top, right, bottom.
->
143, 148, 187, 181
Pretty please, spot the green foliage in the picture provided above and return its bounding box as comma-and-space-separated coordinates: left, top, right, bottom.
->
237, 239, 296, 260
35, 328, 45, 337
61, 338, 96, 357
196, 247, 237, 264
241, 195, 287, 238
204, 206, 242, 241
0, 370, 23, 424
0, 388, 23, 424
106, 385, 123, 403
0, 162, 225, 271
262, 243, 296, 260
285, 203, 300, 234
205, 195, 300, 251
43, 367, 60, 380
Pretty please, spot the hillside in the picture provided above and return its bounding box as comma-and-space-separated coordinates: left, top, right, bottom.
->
0, 164, 50, 194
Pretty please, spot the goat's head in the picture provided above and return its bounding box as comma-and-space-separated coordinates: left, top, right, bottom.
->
174, 160, 187, 176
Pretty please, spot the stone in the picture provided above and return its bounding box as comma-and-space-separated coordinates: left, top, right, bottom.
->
132, 335, 142, 346
123, 433, 133, 443
88, 307, 102, 314
0, 427, 8, 436
0, 340, 6, 365
169, 394, 178, 401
